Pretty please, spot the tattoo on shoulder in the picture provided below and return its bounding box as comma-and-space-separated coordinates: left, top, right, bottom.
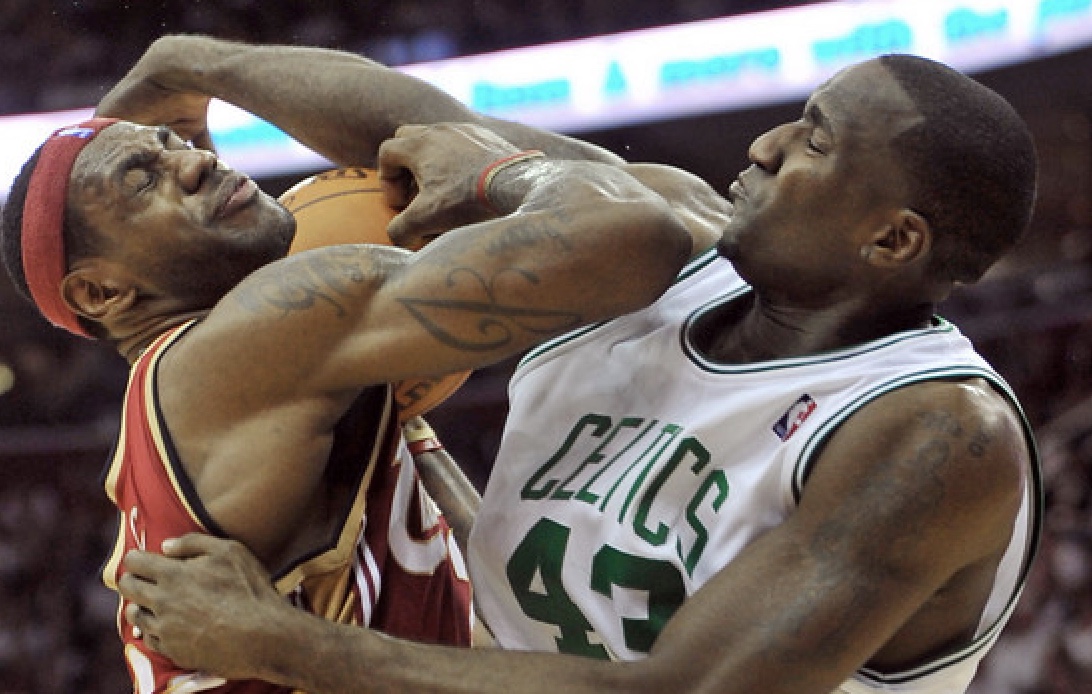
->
232, 247, 368, 317
916, 410, 994, 458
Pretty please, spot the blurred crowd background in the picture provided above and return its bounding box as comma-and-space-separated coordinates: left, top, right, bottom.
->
0, 1, 1089, 692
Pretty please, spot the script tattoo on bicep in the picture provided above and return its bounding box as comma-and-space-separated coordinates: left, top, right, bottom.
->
398, 265, 581, 351
400, 211, 583, 351
233, 247, 368, 317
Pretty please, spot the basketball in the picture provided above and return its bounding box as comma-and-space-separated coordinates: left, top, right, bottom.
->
279, 168, 471, 421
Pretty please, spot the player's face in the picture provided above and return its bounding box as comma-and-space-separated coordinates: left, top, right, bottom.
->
69, 122, 295, 307
718, 60, 923, 305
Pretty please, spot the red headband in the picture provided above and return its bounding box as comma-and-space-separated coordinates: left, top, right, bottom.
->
21, 117, 119, 338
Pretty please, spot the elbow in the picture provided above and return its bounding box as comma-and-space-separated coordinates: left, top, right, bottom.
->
617, 196, 693, 300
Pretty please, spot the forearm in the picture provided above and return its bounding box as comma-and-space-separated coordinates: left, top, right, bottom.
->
259, 611, 637, 694
132, 36, 457, 165
135, 36, 623, 167
378, 162, 690, 378
418, 156, 694, 324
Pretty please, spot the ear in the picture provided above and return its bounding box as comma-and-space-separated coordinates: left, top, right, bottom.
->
861, 209, 932, 268
60, 263, 139, 326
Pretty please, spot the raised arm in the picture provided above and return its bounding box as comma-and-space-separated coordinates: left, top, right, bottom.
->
96, 36, 728, 257
95, 35, 623, 167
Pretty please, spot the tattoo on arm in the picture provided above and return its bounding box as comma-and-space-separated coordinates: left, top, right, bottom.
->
916, 410, 994, 458
399, 266, 580, 351
757, 404, 1004, 666
231, 242, 582, 351
234, 247, 367, 317
916, 411, 963, 437
405, 211, 582, 351
771, 409, 966, 656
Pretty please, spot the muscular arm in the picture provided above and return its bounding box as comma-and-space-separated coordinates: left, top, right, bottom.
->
122, 379, 1031, 692
96, 34, 623, 167
210, 152, 689, 395
167, 128, 691, 555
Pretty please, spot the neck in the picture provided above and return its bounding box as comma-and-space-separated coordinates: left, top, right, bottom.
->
114, 310, 208, 364
695, 291, 936, 364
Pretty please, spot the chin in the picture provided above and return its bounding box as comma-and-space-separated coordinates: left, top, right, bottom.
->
247, 205, 297, 260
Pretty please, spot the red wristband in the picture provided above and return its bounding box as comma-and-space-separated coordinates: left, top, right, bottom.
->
407, 437, 444, 455
475, 150, 546, 213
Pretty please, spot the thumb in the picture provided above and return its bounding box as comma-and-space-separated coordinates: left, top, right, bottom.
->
386, 198, 445, 252
160, 532, 223, 558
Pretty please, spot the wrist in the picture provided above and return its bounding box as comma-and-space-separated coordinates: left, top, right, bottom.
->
259, 607, 378, 692
475, 150, 546, 214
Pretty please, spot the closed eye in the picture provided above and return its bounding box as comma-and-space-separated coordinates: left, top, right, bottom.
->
802, 101, 834, 154
120, 168, 156, 194
118, 150, 160, 193
137, 169, 158, 191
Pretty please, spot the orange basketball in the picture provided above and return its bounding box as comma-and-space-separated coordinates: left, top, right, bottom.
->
279, 168, 471, 420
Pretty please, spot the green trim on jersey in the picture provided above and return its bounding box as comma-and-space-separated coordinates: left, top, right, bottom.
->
682, 295, 960, 374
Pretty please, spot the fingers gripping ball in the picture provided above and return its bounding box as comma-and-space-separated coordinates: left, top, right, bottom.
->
279, 168, 471, 420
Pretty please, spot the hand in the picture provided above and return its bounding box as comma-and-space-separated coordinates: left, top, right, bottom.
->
119, 533, 289, 680
95, 36, 217, 149
378, 122, 523, 249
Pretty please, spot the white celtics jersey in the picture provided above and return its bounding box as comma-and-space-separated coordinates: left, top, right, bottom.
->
469, 249, 1041, 694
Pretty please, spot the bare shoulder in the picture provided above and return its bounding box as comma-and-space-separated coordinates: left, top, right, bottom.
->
817, 377, 1028, 491
843, 377, 1028, 476
172, 245, 403, 399
643, 380, 1033, 691
801, 377, 1030, 562
150, 256, 380, 556
151, 247, 399, 446
785, 377, 1033, 669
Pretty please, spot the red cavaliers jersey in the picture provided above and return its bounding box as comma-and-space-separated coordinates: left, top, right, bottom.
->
101, 321, 472, 693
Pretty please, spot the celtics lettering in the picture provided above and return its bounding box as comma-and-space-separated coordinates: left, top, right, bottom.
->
519, 413, 727, 576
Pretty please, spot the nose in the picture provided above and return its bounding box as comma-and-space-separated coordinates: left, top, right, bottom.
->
747, 122, 790, 172
172, 147, 219, 194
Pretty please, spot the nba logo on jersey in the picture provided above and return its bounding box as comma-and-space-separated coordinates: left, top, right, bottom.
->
773, 394, 817, 441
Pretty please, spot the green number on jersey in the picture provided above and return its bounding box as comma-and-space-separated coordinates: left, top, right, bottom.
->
507, 518, 686, 657
506, 518, 610, 657
590, 545, 686, 653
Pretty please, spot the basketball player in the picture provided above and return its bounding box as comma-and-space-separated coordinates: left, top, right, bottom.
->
0, 99, 691, 694
101, 37, 1040, 694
